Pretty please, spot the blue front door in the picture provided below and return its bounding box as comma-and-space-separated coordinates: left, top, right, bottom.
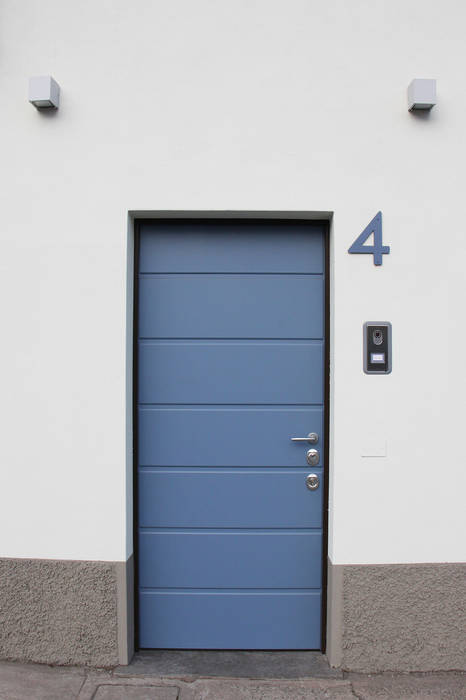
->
137, 220, 326, 649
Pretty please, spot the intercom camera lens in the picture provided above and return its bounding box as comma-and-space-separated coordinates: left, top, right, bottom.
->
373, 330, 383, 345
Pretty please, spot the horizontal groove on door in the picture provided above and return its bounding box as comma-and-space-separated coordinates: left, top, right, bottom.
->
137, 338, 324, 346
139, 337, 324, 341
139, 272, 325, 276
138, 339, 324, 344
138, 466, 322, 471
139, 528, 324, 534
138, 403, 324, 407
139, 588, 323, 593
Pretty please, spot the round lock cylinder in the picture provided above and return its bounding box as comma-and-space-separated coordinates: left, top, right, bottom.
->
306, 474, 320, 490
306, 448, 320, 466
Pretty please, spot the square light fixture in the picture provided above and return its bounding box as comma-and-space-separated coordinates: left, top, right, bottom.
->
29, 75, 60, 109
407, 79, 436, 111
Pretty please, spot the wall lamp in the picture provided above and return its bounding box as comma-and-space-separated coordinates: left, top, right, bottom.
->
29, 76, 60, 109
408, 79, 436, 112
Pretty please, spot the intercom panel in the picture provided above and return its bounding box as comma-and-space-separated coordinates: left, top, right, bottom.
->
363, 322, 392, 374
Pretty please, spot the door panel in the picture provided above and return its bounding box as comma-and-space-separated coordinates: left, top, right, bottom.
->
138, 407, 323, 467
139, 221, 324, 274
139, 532, 322, 589
138, 275, 324, 339
139, 468, 324, 528
137, 220, 326, 649
139, 341, 323, 405
139, 592, 322, 650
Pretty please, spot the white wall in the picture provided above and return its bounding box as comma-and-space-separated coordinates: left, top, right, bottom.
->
0, 0, 465, 564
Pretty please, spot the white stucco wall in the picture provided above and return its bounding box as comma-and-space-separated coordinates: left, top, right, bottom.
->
0, 0, 465, 564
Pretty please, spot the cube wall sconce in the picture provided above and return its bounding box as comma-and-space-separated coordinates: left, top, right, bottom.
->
408, 79, 436, 111
28, 76, 60, 109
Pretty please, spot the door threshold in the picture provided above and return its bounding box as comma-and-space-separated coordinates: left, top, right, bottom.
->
115, 650, 342, 680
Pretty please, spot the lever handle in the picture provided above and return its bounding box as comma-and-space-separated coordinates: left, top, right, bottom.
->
291, 432, 318, 445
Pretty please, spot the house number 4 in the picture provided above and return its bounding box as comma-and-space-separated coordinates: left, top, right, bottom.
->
348, 211, 390, 266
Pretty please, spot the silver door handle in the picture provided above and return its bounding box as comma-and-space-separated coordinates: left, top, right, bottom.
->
291, 432, 318, 444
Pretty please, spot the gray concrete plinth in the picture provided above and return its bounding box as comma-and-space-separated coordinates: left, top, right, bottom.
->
0, 558, 119, 667
115, 650, 342, 679
349, 671, 466, 699
328, 561, 466, 673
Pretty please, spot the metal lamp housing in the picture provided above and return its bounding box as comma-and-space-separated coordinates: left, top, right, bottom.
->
29, 76, 60, 109
408, 78, 436, 111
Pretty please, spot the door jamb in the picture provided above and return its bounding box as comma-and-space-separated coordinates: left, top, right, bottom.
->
130, 211, 332, 656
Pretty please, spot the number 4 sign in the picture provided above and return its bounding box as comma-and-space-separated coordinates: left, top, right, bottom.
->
348, 211, 390, 266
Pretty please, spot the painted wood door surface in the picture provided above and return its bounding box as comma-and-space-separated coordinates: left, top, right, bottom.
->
137, 220, 326, 649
